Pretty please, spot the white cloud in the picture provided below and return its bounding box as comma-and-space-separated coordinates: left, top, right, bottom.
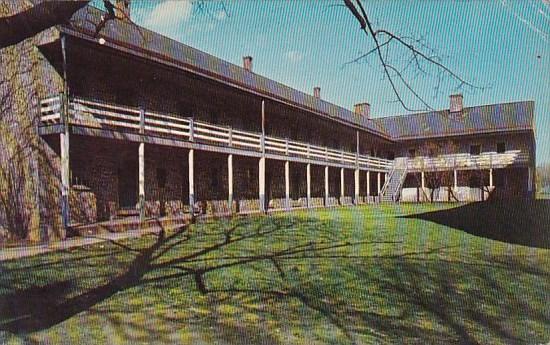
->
285, 50, 303, 63
143, 0, 193, 37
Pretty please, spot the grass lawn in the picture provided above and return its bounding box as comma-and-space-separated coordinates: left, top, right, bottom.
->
0, 202, 549, 345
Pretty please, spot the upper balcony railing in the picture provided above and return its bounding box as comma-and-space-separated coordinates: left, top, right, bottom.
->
406, 151, 529, 172
40, 95, 393, 171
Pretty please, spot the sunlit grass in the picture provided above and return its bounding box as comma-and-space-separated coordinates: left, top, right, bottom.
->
0, 203, 548, 344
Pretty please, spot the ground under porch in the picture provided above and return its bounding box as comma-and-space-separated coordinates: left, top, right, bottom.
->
400, 168, 531, 202
64, 136, 387, 226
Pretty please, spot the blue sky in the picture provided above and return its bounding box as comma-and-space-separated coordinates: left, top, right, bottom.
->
94, 0, 549, 164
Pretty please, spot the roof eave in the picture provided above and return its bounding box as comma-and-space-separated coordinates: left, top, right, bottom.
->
57, 23, 394, 141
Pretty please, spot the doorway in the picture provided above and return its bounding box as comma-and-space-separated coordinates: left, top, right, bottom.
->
118, 160, 138, 209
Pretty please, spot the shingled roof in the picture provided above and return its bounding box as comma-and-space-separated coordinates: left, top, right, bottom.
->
372, 101, 534, 140
57, 5, 390, 138
51, 4, 533, 142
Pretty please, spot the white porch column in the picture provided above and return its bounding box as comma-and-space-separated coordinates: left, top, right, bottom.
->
377, 172, 381, 195
306, 163, 311, 208
188, 149, 195, 214
138, 142, 145, 221
354, 169, 360, 205
228, 154, 233, 213
324, 166, 329, 206
340, 168, 345, 200
453, 169, 458, 190
421, 171, 426, 202
138, 107, 145, 221
285, 161, 290, 210
259, 157, 266, 212
366, 171, 370, 200
489, 168, 494, 188
60, 131, 70, 229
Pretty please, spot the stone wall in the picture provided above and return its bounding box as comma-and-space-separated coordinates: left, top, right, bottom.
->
0, 0, 65, 240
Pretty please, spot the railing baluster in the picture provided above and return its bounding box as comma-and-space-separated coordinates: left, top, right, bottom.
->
189, 117, 194, 142
285, 138, 289, 156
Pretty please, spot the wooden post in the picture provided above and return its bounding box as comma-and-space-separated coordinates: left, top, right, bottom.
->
261, 100, 265, 154
306, 163, 311, 208
228, 154, 233, 213
259, 100, 267, 212
489, 168, 493, 188
354, 168, 360, 205
421, 171, 426, 202
138, 107, 145, 221
356, 131, 360, 160
285, 138, 289, 156
366, 170, 370, 201
285, 161, 290, 210
188, 149, 194, 215
60, 129, 70, 232
60, 34, 70, 234
189, 117, 194, 142
138, 143, 145, 221
377, 172, 382, 195
259, 157, 266, 212
453, 169, 458, 190
340, 168, 345, 202
354, 131, 360, 205
324, 166, 329, 206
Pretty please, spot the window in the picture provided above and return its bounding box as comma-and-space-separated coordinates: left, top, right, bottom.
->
470, 144, 481, 156
497, 142, 506, 154
387, 151, 395, 160
408, 149, 416, 158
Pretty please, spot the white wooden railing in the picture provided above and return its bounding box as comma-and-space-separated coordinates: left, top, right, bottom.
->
40, 95, 393, 171
406, 151, 529, 171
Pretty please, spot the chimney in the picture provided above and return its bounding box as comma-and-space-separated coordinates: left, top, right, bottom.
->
450, 94, 463, 113
114, 0, 131, 21
313, 87, 321, 99
243, 56, 253, 72
354, 102, 370, 118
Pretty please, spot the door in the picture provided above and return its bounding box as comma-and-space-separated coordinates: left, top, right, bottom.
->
118, 160, 138, 209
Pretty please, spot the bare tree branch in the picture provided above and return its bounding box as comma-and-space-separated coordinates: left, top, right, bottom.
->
0, 0, 90, 49
343, 0, 485, 111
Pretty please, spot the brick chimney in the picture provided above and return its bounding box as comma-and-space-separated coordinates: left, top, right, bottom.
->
354, 102, 370, 118
450, 94, 463, 113
115, 0, 131, 21
243, 56, 253, 72
313, 87, 321, 99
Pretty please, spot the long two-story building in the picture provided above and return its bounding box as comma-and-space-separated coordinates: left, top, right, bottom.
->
0, 0, 536, 240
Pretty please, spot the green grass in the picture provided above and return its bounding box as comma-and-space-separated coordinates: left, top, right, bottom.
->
0, 203, 549, 345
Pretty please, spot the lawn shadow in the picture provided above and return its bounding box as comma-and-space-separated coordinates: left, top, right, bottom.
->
401, 200, 550, 249
1, 211, 549, 344
0, 214, 398, 339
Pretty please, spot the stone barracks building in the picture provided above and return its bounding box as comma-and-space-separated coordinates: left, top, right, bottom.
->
0, 1, 536, 240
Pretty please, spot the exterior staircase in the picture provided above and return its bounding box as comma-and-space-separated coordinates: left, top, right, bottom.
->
380, 158, 408, 203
